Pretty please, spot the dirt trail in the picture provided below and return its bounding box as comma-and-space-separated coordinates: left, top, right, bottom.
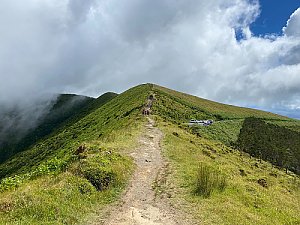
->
99, 117, 182, 225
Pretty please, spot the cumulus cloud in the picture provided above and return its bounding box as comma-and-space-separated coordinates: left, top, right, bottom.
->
0, 0, 300, 121
283, 8, 300, 37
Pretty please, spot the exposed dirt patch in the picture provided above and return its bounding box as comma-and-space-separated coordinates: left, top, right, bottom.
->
89, 117, 190, 225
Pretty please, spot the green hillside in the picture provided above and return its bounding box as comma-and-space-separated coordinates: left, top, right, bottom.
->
0, 84, 150, 224
157, 119, 300, 224
152, 84, 300, 174
0, 86, 148, 179
151, 84, 300, 224
0, 83, 299, 224
236, 117, 300, 174
152, 85, 289, 121
0, 92, 118, 164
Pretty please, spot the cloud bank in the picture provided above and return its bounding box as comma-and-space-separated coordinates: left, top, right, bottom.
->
0, 0, 300, 118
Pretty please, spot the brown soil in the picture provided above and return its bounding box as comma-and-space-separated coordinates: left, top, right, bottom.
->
89, 117, 190, 225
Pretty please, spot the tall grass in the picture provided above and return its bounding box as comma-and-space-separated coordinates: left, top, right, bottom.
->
195, 163, 227, 197
159, 121, 300, 224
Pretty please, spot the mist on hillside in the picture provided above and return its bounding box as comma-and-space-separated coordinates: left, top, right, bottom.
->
0, 96, 57, 145
0, 0, 300, 145
0, 94, 92, 163
0, 98, 54, 162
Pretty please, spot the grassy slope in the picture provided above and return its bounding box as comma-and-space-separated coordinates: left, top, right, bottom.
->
0, 84, 151, 224
1, 83, 299, 224
151, 84, 300, 224
158, 121, 300, 224
0, 92, 118, 178
152, 84, 300, 170
152, 85, 289, 121
268, 120, 300, 132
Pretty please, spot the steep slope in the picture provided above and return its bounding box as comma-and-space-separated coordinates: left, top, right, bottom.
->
0, 83, 299, 225
0, 86, 148, 179
0, 94, 96, 163
0, 84, 151, 224
236, 117, 300, 174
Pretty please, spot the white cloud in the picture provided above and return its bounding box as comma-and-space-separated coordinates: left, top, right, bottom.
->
283, 8, 300, 37
0, 0, 300, 117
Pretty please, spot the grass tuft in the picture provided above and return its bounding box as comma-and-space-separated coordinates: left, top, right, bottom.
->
195, 163, 227, 197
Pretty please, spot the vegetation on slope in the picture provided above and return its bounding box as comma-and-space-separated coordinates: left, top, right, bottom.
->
267, 119, 300, 132
0, 84, 151, 224
0, 145, 132, 224
149, 84, 300, 224
1, 83, 299, 224
156, 117, 300, 225
236, 117, 300, 174
0, 93, 120, 179
152, 84, 300, 173
190, 119, 244, 146
0, 93, 109, 163
152, 85, 289, 121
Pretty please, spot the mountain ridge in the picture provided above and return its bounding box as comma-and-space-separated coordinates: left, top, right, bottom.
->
0, 83, 299, 225
0, 92, 118, 164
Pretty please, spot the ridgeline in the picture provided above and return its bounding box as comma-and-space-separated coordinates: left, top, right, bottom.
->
0, 84, 299, 225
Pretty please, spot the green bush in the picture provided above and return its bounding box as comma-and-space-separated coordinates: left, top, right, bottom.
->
65, 175, 96, 194
195, 163, 227, 197
78, 153, 126, 191
78, 181, 95, 194
0, 157, 70, 192
81, 165, 116, 191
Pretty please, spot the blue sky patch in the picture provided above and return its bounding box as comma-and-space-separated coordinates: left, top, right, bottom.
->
251, 0, 300, 36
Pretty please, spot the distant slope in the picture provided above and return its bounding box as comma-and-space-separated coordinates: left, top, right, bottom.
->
0, 94, 92, 162
3, 83, 295, 177
152, 84, 290, 121
0, 93, 117, 163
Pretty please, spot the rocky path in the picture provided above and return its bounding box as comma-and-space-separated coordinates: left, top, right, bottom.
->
99, 117, 181, 225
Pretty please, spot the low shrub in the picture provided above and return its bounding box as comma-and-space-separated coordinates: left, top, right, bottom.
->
65, 175, 96, 194
81, 165, 116, 191
77, 153, 126, 191
0, 157, 70, 192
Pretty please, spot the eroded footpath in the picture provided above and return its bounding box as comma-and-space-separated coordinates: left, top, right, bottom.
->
89, 117, 186, 225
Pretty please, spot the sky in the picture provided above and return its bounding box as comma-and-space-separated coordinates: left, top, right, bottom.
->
0, 0, 300, 123
251, 0, 300, 36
